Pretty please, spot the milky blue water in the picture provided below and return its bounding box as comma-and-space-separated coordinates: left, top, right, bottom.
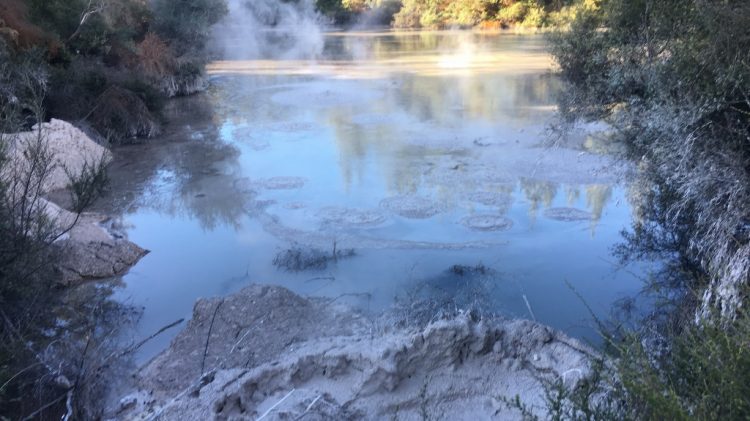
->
112, 31, 646, 362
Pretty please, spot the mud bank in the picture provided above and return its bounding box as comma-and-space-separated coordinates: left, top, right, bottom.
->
116, 285, 593, 420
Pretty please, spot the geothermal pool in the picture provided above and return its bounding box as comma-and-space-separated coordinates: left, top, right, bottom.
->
109, 31, 644, 362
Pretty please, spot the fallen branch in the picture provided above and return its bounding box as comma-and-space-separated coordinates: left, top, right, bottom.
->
202, 299, 224, 375
120, 318, 184, 358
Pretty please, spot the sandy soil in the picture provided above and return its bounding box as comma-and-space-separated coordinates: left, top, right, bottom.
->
114, 285, 594, 420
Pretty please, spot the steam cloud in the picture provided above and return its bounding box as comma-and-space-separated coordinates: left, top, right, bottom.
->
213, 0, 325, 60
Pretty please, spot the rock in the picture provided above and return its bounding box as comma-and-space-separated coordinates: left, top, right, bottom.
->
3, 119, 112, 192
3, 119, 147, 284
55, 238, 148, 284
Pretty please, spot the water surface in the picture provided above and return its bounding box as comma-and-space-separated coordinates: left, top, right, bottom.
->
111, 31, 643, 362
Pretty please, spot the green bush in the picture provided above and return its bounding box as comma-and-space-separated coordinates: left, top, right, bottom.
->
393, 0, 424, 27
521, 5, 545, 27
497, 2, 528, 24
443, 0, 499, 27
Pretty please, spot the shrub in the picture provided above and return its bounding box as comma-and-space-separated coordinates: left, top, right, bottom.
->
517, 308, 750, 420
136, 32, 176, 79
89, 85, 160, 143
393, 0, 424, 28
520, 5, 545, 27
497, 2, 527, 25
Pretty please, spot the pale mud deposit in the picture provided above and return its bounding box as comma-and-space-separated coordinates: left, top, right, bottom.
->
2, 119, 146, 284
316, 206, 388, 228
380, 195, 444, 219
461, 214, 514, 232
544, 207, 593, 222
234, 176, 306, 191
115, 285, 593, 420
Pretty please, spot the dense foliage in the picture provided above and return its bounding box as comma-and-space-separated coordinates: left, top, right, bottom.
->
314, 0, 593, 28
0, 0, 227, 143
542, 0, 750, 418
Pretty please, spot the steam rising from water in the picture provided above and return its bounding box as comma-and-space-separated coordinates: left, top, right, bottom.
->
213, 0, 324, 60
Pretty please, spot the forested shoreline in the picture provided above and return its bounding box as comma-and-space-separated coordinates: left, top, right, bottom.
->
317, 0, 593, 29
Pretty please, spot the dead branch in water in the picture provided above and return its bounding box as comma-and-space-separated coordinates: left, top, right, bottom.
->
119, 318, 184, 358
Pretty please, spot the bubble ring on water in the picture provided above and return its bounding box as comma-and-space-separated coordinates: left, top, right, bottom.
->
460, 215, 514, 231
379, 195, 443, 219
466, 191, 513, 208
543, 207, 592, 222
316, 206, 388, 228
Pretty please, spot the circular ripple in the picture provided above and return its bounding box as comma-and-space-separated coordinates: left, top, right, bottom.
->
317, 207, 387, 227
460, 215, 514, 231
379, 196, 443, 219
467, 191, 513, 208
544, 207, 592, 222
263, 176, 306, 190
